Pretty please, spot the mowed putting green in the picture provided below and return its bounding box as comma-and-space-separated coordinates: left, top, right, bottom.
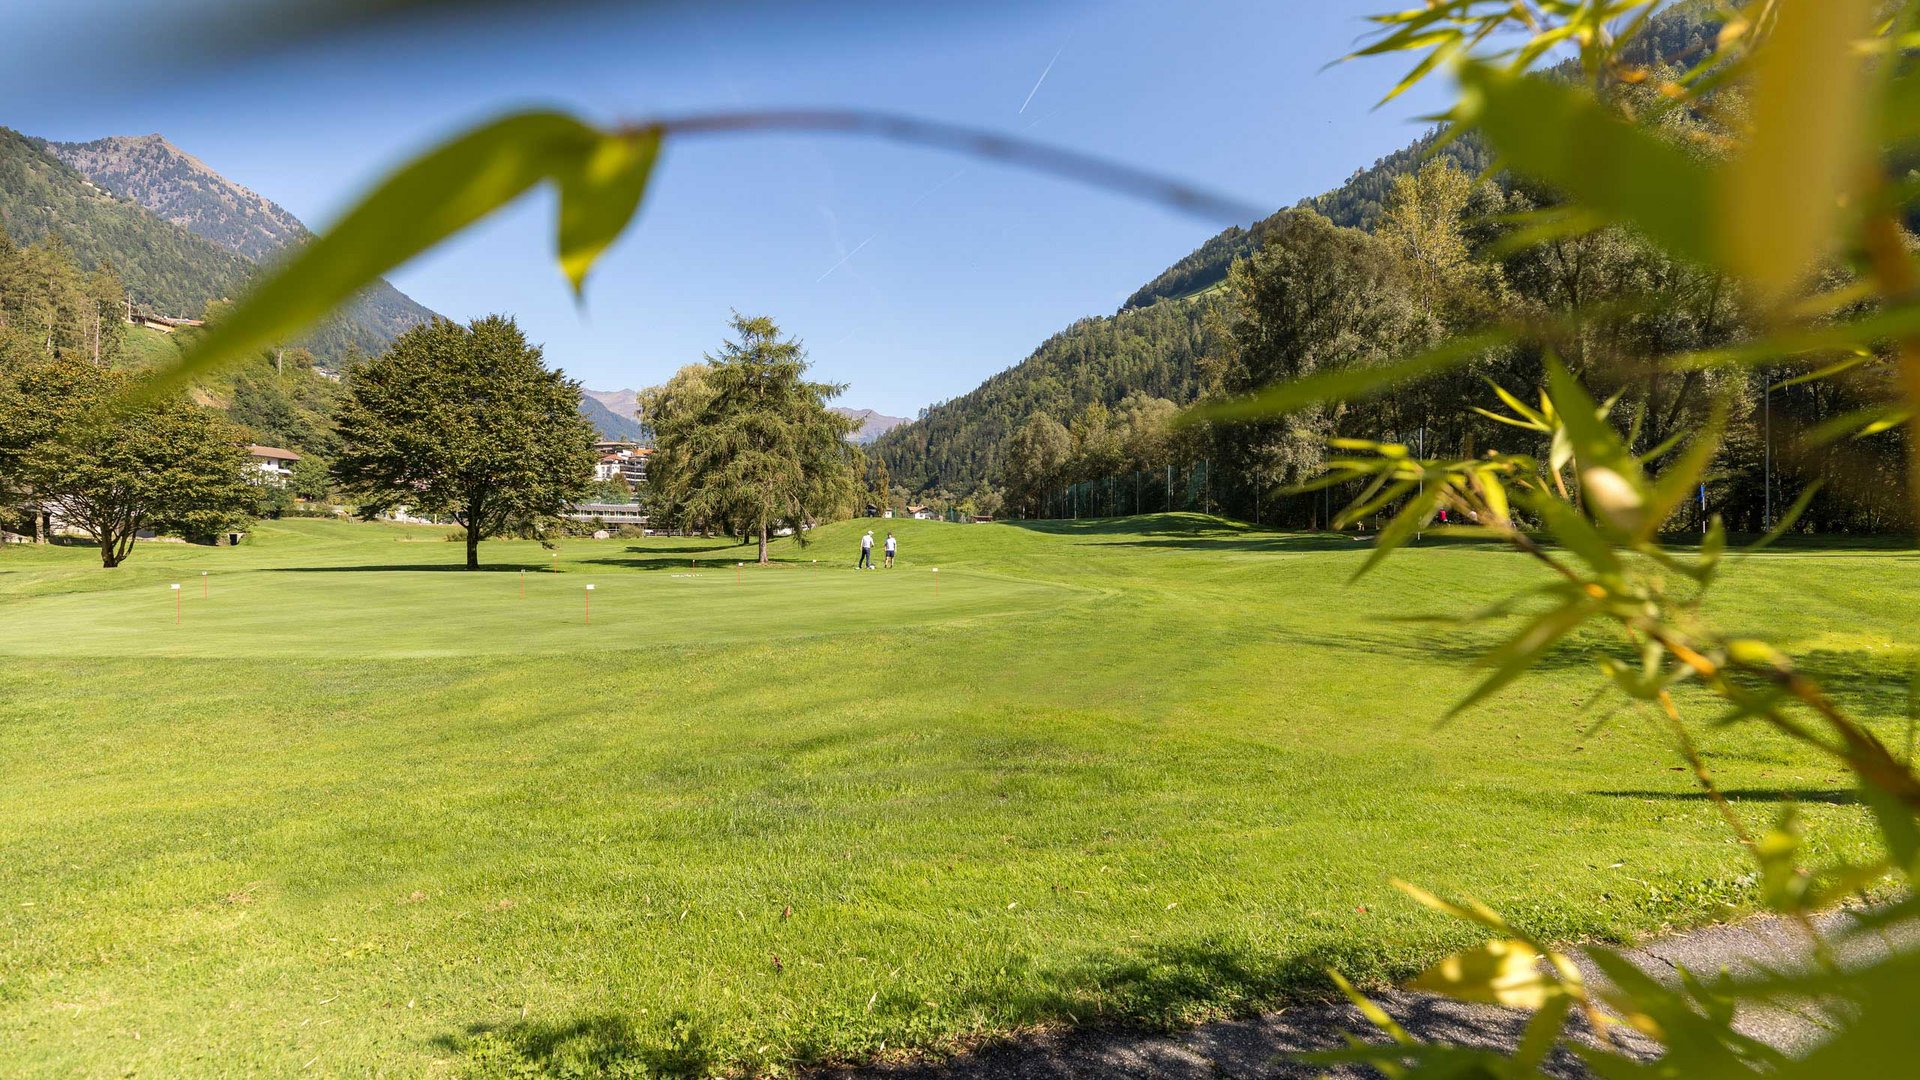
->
0, 520, 1073, 659
2, 515, 1913, 1078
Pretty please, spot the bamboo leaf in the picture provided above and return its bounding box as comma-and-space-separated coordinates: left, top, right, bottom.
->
1189, 331, 1508, 424
1449, 594, 1602, 717
1643, 412, 1724, 538
1676, 301, 1920, 370
1545, 358, 1638, 479
555, 127, 662, 295
1391, 879, 1513, 934
1527, 488, 1622, 577
1724, 0, 1878, 298
1742, 482, 1821, 556
1409, 939, 1554, 1008
1454, 62, 1718, 269
1326, 969, 1417, 1046
1805, 404, 1914, 446
1350, 480, 1442, 581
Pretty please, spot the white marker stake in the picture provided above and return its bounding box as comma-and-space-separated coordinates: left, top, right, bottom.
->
170, 583, 181, 624
737, 561, 743, 582
201, 570, 209, 598
932, 567, 939, 597
584, 583, 595, 625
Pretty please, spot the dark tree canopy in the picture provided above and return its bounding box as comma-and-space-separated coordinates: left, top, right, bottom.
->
5, 355, 256, 566
332, 314, 597, 568
645, 314, 858, 562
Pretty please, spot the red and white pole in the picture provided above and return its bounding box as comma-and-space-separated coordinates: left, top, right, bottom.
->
201, 571, 209, 598
584, 583, 595, 625
932, 567, 939, 596
520, 568, 525, 599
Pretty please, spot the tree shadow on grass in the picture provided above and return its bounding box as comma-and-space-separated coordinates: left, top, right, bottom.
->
577, 555, 733, 572
1590, 788, 1859, 805
263, 563, 548, 573
840, 940, 1599, 1079
434, 1011, 714, 1079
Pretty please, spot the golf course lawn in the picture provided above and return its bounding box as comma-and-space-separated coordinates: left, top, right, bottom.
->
2, 514, 1911, 1077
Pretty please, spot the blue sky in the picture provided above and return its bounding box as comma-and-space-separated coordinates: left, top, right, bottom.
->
2, 1, 1450, 416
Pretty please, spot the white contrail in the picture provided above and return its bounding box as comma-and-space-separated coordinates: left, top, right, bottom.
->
816, 234, 875, 282
814, 168, 966, 283
1019, 43, 1066, 114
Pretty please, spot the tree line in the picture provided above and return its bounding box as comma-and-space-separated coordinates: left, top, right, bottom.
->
3, 223, 857, 570
0, 230, 257, 562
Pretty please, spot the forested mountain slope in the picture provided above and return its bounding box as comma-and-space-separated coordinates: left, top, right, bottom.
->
876, 297, 1219, 492
873, 4, 1726, 499
871, 128, 1491, 494
1121, 130, 1493, 311
0, 127, 255, 318
39, 133, 437, 360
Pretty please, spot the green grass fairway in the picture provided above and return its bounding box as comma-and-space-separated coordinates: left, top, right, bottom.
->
2, 515, 1911, 1077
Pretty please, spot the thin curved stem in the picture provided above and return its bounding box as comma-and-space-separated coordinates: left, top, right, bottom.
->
638, 109, 1267, 224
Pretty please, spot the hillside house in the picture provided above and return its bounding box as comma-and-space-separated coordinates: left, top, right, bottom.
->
907, 504, 935, 520
246, 445, 300, 485
593, 446, 650, 486
127, 312, 205, 334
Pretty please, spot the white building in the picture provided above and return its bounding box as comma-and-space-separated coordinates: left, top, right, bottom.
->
565, 502, 648, 527
246, 445, 301, 485
592, 446, 651, 486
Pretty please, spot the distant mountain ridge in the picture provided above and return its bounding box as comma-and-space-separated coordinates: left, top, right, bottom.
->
0, 127, 255, 319
578, 392, 648, 442
581, 388, 641, 420
573, 388, 903, 445
46, 134, 305, 261
832, 407, 910, 444
31, 131, 437, 362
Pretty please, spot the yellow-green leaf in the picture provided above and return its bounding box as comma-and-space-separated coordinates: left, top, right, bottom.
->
1408, 939, 1553, 1008
556, 127, 663, 295
1724, 0, 1878, 300
1454, 62, 1717, 270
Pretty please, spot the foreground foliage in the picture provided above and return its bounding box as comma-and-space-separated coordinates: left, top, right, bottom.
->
1241, 1, 1920, 1075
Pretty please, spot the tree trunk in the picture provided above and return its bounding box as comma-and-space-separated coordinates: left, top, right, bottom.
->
758, 521, 769, 564
466, 521, 481, 569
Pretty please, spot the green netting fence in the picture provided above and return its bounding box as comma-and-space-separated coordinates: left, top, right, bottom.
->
1041, 460, 1213, 520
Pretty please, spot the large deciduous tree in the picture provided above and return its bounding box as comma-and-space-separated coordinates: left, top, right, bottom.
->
645, 314, 858, 562
1001, 413, 1071, 517
14, 357, 256, 567
332, 315, 597, 569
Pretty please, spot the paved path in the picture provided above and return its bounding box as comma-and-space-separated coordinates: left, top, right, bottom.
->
826, 911, 1887, 1079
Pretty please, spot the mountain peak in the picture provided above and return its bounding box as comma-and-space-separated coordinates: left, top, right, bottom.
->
43, 133, 307, 263
33, 129, 438, 358
832, 406, 910, 444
